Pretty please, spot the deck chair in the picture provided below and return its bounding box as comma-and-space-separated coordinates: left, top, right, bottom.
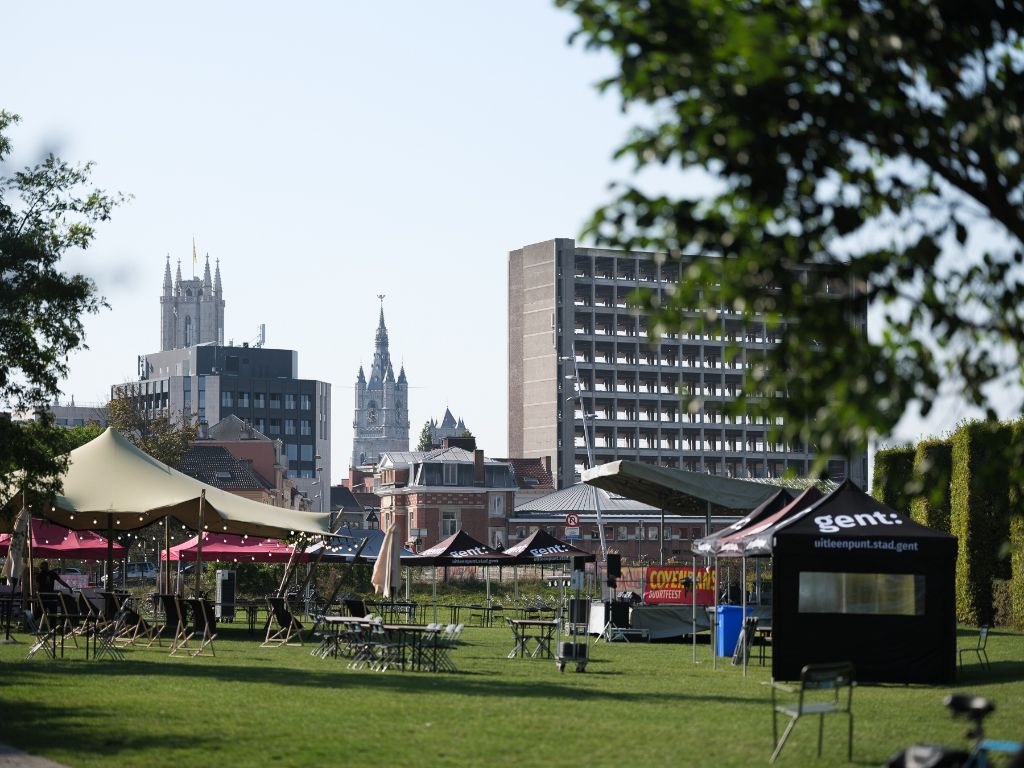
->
92, 602, 128, 662
109, 593, 160, 647
770, 662, 855, 763
262, 595, 303, 647
344, 598, 368, 618
23, 608, 56, 660
161, 594, 191, 656
187, 597, 217, 657
957, 625, 990, 671
56, 590, 84, 647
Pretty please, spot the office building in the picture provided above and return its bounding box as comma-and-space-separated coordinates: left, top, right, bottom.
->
508, 238, 868, 490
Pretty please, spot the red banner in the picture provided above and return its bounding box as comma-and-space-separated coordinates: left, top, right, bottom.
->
643, 565, 715, 605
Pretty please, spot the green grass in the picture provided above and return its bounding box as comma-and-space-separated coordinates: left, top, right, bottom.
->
0, 624, 1021, 767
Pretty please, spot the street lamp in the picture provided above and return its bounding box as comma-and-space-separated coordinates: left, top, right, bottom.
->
560, 348, 608, 561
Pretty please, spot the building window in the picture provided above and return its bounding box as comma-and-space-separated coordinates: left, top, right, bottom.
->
300, 419, 312, 436
285, 419, 296, 435
198, 391, 205, 408
285, 394, 297, 410
269, 418, 281, 434
489, 495, 505, 517
254, 418, 265, 433
617, 526, 628, 541
300, 444, 313, 462
238, 392, 250, 408
442, 511, 458, 537
443, 464, 458, 486
254, 393, 265, 409
284, 444, 298, 462
300, 394, 312, 410
222, 391, 234, 407
648, 527, 658, 541
269, 393, 281, 409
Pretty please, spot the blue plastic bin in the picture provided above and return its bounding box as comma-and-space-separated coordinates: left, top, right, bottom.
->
716, 605, 747, 657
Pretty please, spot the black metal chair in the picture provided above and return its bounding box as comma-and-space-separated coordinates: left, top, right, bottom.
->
770, 662, 855, 763
957, 625, 991, 671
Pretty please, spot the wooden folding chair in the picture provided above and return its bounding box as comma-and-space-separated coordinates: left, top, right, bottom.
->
262, 596, 303, 647
187, 597, 217, 657
162, 594, 192, 656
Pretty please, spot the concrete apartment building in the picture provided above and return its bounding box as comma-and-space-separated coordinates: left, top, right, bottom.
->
508, 238, 868, 490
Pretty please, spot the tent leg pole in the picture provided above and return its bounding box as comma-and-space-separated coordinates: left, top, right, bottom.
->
692, 555, 697, 665
106, 514, 114, 591
713, 556, 718, 670
742, 556, 748, 678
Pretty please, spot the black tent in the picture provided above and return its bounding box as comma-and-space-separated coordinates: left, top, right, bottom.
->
691, 487, 793, 557
403, 529, 512, 566
769, 481, 957, 684
504, 529, 595, 565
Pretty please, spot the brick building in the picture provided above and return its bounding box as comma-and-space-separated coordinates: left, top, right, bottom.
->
375, 445, 516, 551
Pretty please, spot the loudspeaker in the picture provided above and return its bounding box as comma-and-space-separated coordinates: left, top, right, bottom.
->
572, 556, 587, 572
607, 577, 617, 589
568, 598, 590, 624
607, 553, 622, 577
610, 601, 630, 628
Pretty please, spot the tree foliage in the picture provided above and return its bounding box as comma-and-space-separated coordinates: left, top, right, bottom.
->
558, 1, 1024, 464
417, 420, 433, 451
0, 110, 125, 503
107, 383, 197, 467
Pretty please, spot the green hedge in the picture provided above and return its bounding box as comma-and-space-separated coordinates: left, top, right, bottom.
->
1009, 421, 1024, 630
951, 421, 1012, 625
909, 439, 952, 532
872, 446, 916, 514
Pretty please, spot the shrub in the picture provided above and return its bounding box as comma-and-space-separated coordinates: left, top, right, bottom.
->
872, 446, 916, 514
1009, 420, 1024, 630
951, 421, 1012, 625
910, 439, 952, 532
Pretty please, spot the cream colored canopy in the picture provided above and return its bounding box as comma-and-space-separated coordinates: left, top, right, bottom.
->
5, 428, 330, 538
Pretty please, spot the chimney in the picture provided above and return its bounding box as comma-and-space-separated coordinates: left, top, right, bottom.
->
474, 449, 485, 486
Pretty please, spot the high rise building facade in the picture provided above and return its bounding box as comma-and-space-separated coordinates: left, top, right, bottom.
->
508, 238, 868, 490
351, 306, 410, 467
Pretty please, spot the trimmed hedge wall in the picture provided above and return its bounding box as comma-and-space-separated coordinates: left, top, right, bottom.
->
872, 446, 916, 515
1009, 421, 1024, 630
951, 421, 1012, 625
910, 439, 952, 533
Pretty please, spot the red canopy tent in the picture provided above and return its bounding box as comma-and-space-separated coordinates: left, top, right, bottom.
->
162, 532, 307, 563
0, 519, 126, 560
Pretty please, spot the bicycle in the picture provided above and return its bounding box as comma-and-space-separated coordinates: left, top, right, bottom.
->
888, 694, 1023, 767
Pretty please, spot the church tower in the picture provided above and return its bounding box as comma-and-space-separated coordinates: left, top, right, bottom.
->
351, 299, 410, 467
160, 251, 225, 351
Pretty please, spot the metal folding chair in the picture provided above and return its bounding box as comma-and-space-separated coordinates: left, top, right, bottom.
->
770, 662, 855, 763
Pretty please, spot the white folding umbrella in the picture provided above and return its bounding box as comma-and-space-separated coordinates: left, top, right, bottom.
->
370, 520, 401, 598
1, 505, 29, 585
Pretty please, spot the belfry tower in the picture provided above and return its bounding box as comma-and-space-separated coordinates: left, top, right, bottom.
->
351, 297, 410, 467
160, 252, 225, 351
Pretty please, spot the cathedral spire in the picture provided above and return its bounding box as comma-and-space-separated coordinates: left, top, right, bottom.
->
203, 254, 213, 290
214, 258, 222, 295
163, 254, 172, 296
175, 258, 182, 289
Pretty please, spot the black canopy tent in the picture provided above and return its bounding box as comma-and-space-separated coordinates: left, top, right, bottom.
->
402, 530, 512, 623
504, 529, 595, 565
769, 481, 957, 684
691, 488, 793, 558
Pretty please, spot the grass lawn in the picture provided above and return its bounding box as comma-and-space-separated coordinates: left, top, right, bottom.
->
0, 622, 1021, 767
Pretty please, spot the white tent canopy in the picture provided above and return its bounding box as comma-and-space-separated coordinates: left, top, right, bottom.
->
2, 428, 331, 538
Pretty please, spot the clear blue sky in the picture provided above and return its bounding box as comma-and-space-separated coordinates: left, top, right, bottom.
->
3, 2, 1001, 482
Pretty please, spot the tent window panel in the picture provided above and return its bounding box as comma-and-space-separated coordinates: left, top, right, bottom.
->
797, 572, 925, 616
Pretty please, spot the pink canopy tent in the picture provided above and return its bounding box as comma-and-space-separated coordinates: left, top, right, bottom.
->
0, 519, 126, 560
162, 533, 307, 563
